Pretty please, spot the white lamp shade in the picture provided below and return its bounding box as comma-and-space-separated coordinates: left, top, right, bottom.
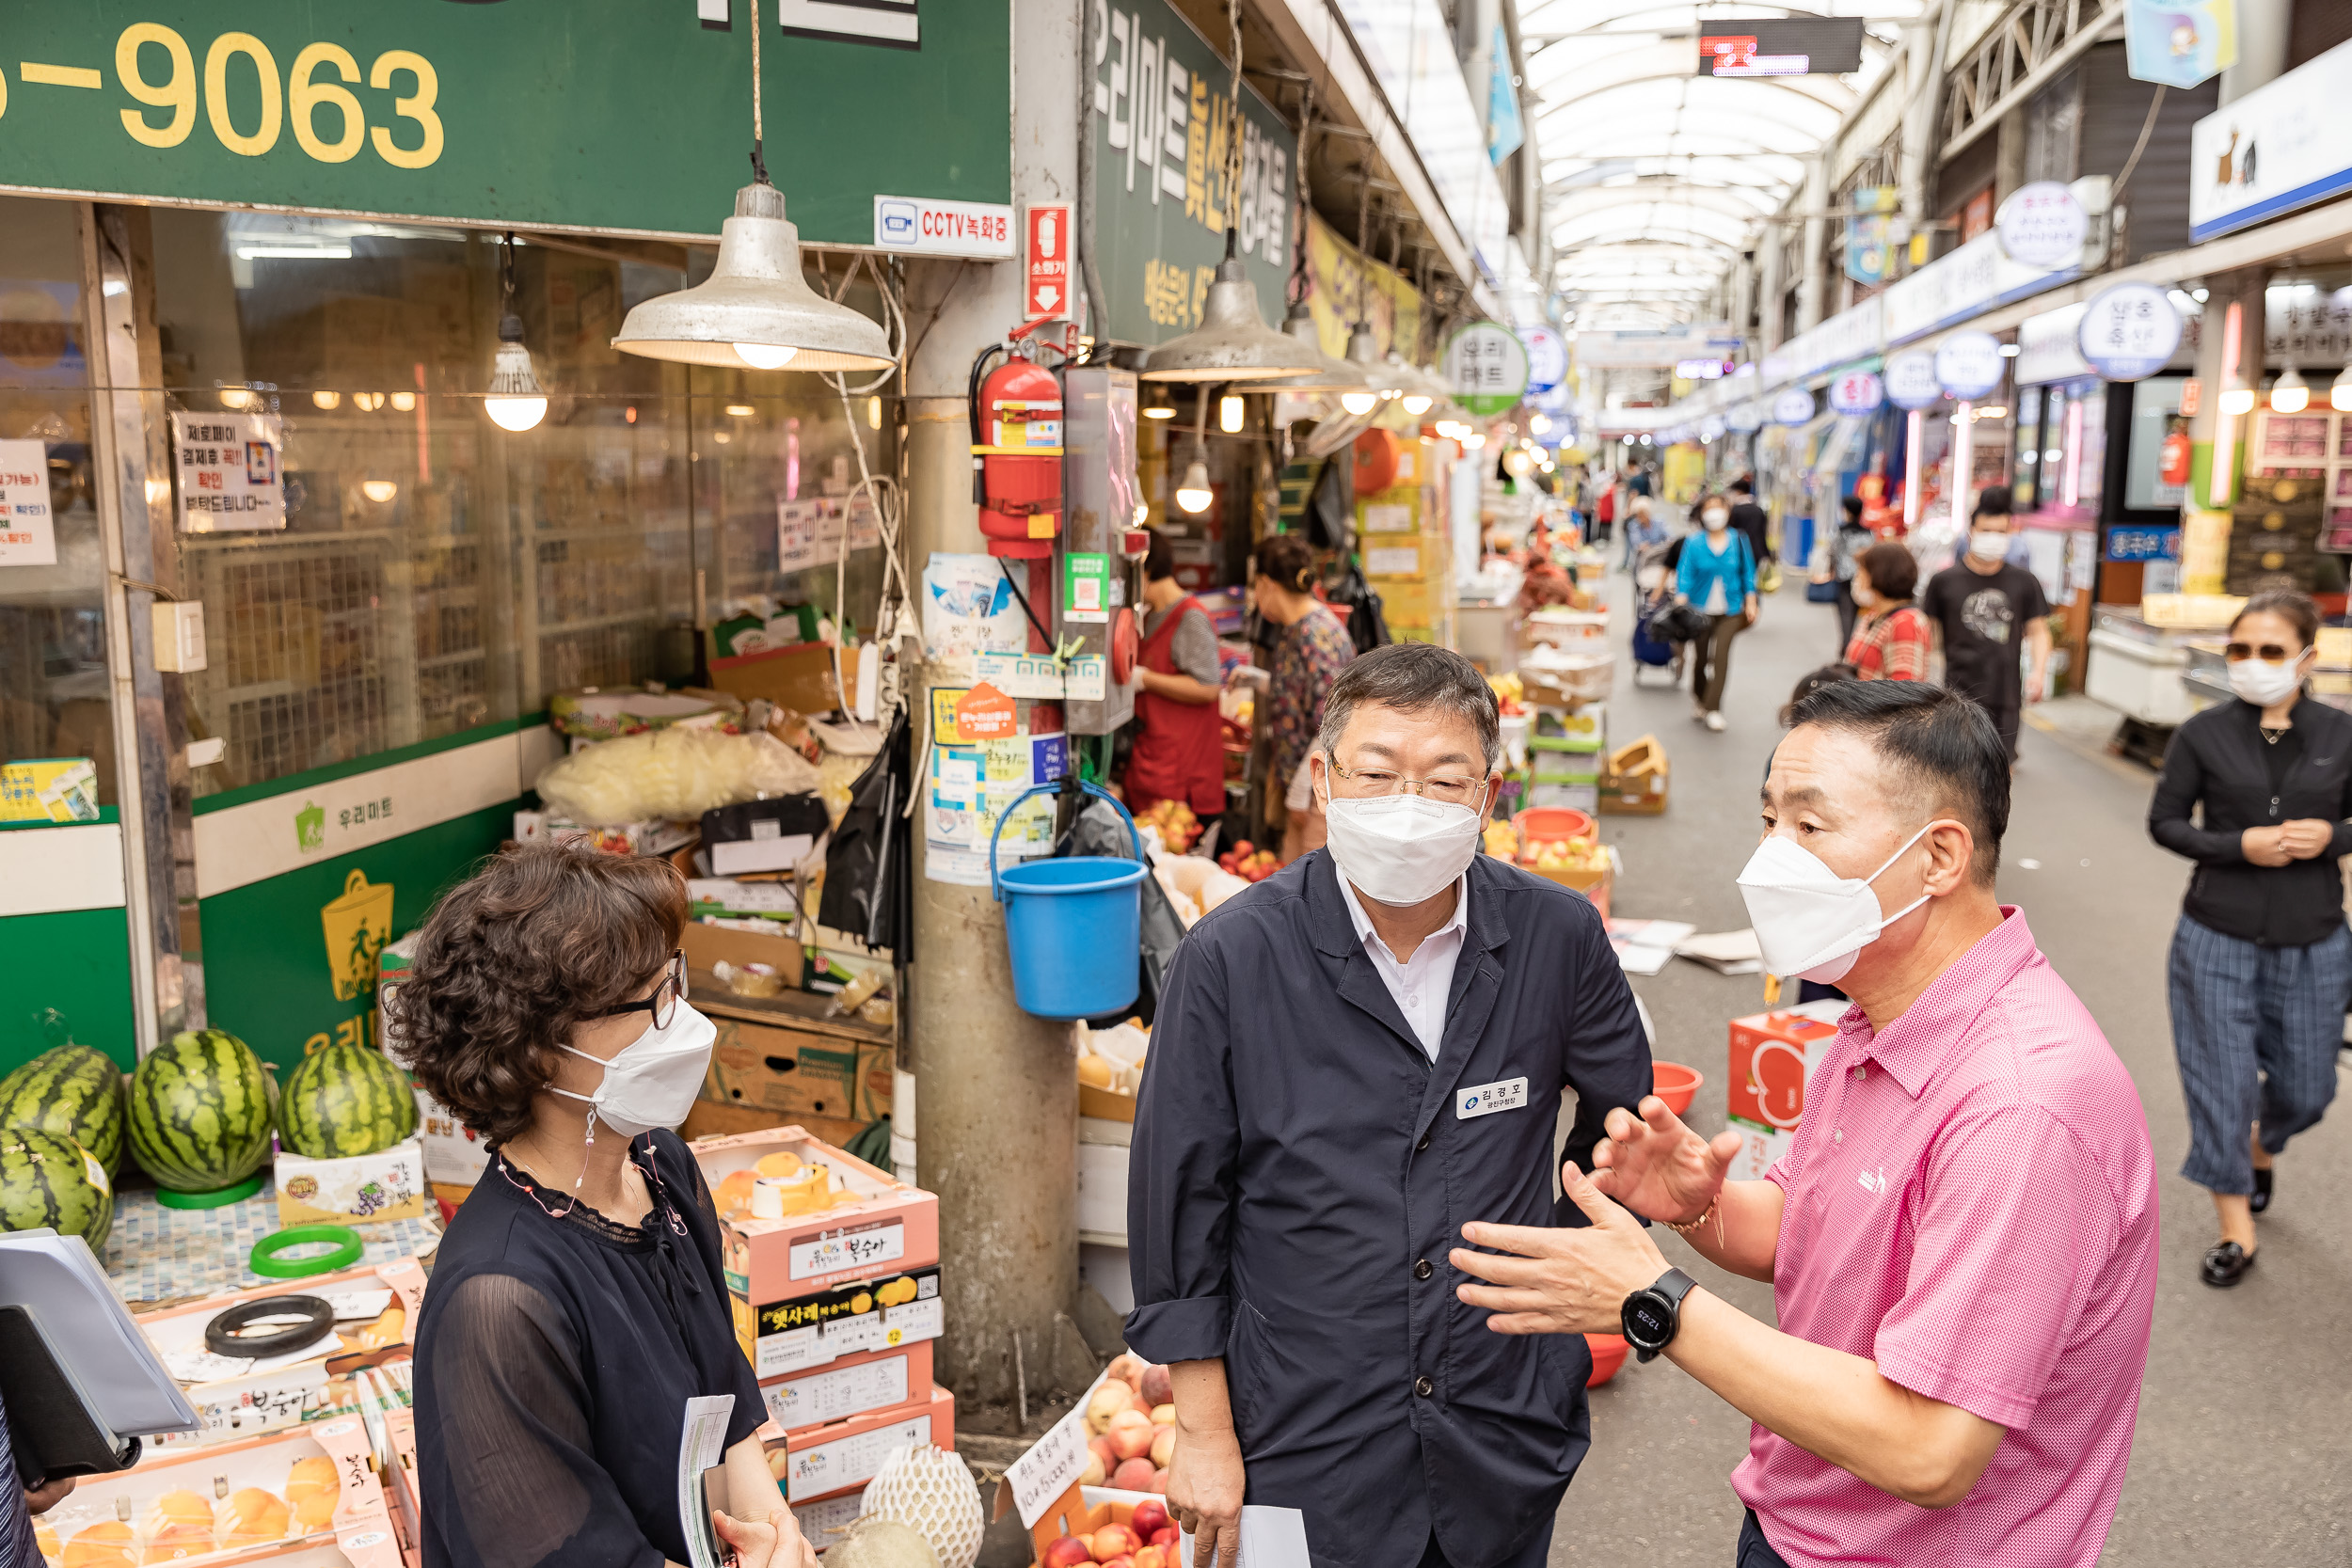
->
1141, 257, 1321, 383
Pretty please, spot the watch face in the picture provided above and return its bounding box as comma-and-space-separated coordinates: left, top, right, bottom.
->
1624, 1291, 1672, 1347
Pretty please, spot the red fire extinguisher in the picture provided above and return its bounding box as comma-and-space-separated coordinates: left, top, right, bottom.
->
2159, 421, 2192, 487
970, 351, 1063, 559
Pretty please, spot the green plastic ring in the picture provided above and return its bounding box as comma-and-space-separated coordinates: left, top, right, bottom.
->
155, 1173, 267, 1210
250, 1225, 364, 1279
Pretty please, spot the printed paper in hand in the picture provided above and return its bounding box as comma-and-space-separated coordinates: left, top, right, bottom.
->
1181, 1506, 1312, 1568
676, 1394, 735, 1568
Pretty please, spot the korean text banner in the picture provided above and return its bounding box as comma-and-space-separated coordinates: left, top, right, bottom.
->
0, 3, 1009, 245
1089, 0, 1298, 346
1302, 213, 1425, 365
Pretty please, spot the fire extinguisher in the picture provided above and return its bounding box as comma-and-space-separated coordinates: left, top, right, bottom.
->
2159, 420, 2192, 487
969, 348, 1063, 559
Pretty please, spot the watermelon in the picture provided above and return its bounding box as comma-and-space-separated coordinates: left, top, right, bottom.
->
127, 1029, 276, 1192
0, 1128, 114, 1249
0, 1043, 126, 1176
279, 1043, 419, 1159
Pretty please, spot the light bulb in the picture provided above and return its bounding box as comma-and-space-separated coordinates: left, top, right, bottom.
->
484, 313, 547, 432
219, 388, 254, 410
390, 391, 417, 412
2270, 365, 2310, 413
1463, 433, 1486, 450
735, 341, 798, 370
485, 394, 548, 432
361, 479, 399, 503
310, 390, 341, 410
1175, 457, 1213, 514
867, 396, 883, 429
1340, 390, 1378, 416
1528, 413, 1549, 435
353, 391, 385, 412
2219, 381, 2256, 417
2334, 363, 2352, 412
1402, 393, 1433, 416
1219, 394, 1245, 434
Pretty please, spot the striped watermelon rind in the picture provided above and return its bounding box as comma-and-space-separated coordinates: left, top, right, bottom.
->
279, 1042, 420, 1159
0, 1043, 125, 1176
127, 1029, 276, 1192
0, 1128, 114, 1250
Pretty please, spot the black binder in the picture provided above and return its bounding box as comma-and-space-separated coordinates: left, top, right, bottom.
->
0, 1305, 141, 1481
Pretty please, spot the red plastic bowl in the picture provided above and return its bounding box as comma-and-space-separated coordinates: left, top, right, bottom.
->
1585, 1333, 1629, 1386
1516, 806, 1596, 845
1650, 1061, 1702, 1119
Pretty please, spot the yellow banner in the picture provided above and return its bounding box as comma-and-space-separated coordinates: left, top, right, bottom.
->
1302, 213, 1426, 364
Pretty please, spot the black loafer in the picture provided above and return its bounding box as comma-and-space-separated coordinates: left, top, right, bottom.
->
2201, 1241, 2256, 1288
2250, 1168, 2273, 1215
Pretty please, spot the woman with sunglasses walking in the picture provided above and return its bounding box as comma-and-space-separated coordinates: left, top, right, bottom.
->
398, 843, 817, 1568
2149, 590, 2352, 1289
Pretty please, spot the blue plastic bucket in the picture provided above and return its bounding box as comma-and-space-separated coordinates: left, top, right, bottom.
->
991, 781, 1149, 1020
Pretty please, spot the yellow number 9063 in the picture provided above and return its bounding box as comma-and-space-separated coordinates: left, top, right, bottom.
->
114, 23, 440, 169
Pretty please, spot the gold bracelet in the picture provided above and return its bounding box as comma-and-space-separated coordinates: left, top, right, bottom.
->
1662, 1199, 1717, 1236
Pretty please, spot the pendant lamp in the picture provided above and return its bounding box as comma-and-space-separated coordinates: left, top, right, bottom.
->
484, 234, 548, 433
2269, 364, 2311, 413
1341, 324, 1394, 415
1141, 232, 1322, 382
1248, 302, 1374, 396
2333, 359, 2352, 413
612, 17, 891, 372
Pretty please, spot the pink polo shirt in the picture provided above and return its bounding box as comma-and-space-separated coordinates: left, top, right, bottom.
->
1732, 908, 2158, 1568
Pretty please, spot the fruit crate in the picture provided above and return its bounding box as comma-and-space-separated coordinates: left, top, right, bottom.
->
758, 1338, 936, 1436
758, 1385, 957, 1504
37, 1418, 390, 1567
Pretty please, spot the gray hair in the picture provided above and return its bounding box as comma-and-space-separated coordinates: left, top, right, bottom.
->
1315, 642, 1502, 770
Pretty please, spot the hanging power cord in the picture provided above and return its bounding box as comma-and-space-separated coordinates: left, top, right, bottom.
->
2112, 85, 2168, 198
818, 251, 912, 730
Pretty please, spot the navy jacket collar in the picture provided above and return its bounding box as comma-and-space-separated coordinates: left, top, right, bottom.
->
1303, 847, 1515, 962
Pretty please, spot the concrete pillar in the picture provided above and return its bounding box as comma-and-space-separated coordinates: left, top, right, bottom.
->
2219, 0, 2292, 104
896, 0, 1087, 1413
1758, 226, 1786, 352
1798, 155, 1830, 333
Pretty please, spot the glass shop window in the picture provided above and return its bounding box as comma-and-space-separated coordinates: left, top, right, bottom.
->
147, 213, 894, 796
0, 197, 114, 810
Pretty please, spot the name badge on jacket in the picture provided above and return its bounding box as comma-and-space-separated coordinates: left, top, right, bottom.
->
1456, 1077, 1529, 1118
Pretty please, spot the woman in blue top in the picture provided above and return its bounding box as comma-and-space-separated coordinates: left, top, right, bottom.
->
1674, 494, 1759, 731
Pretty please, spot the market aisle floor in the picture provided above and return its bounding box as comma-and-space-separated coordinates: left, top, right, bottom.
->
1544, 562, 2352, 1567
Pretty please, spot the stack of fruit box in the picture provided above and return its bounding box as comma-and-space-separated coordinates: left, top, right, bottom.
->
1525, 705, 1604, 816
1725, 1005, 1847, 1180
689, 1126, 950, 1525
1356, 479, 1451, 644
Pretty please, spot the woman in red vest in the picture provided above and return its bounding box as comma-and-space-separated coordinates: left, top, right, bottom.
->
1125, 531, 1229, 847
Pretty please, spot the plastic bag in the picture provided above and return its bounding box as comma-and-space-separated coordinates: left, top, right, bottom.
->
532, 728, 821, 827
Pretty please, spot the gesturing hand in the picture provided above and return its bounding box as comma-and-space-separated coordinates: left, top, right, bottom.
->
1588, 1095, 1742, 1225
1452, 1163, 1670, 1336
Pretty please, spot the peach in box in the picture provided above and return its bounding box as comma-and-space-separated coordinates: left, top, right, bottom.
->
691, 1124, 939, 1329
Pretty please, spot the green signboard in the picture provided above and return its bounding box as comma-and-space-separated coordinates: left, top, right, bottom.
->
0, 2, 1009, 245
1089, 0, 1298, 346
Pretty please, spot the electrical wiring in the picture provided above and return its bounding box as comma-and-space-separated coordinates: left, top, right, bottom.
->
818, 251, 914, 730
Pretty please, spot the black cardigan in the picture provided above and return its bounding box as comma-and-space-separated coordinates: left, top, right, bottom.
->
2148, 694, 2352, 946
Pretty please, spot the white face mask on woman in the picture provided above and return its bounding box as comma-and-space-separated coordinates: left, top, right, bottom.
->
2229, 649, 2311, 708
552, 1003, 717, 1139
1701, 508, 1730, 531
1320, 784, 1486, 906
1851, 584, 1879, 609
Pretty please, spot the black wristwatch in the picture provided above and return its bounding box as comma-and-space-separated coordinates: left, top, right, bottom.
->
1621, 1267, 1697, 1362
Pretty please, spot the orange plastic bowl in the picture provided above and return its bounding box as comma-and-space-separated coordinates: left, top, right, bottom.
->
1650, 1061, 1702, 1118
1515, 807, 1596, 846
1585, 1333, 1629, 1386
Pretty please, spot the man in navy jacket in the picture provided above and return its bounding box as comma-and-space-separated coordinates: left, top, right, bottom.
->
1126, 643, 1653, 1568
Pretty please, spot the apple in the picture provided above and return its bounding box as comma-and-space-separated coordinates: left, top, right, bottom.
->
1041, 1537, 1095, 1568
1149, 1527, 1181, 1548
1130, 1500, 1169, 1540
1080, 1449, 1106, 1486
1132, 1548, 1168, 1568
1149, 1467, 1170, 1494
1149, 1402, 1177, 1427
1088, 1384, 1132, 1434
1090, 1524, 1142, 1560
1107, 1409, 1155, 1461
1139, 1365, 1173, 1406
1112, 1457, 1158, 1492
1150, 1426, 1176, 1467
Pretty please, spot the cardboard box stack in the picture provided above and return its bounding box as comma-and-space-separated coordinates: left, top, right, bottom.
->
1725, 1005, 1847, 1179
691, 1127, 951, 1516
1598, 734, 1670, 815
1356, 438, 1454, 648
1526, 705, 1604, 815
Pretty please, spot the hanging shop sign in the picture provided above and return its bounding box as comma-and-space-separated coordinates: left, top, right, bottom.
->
1844, 186, 1897, 285
1445, 324, 1532, 416
1932, 331, 2006, 400
1828, 369, 1884, 416
1883, 225, 2079, 343
2127, 0, 2236, 89
1088, 0, 1295, 347
1759, 296, 1882, 387
0, 441, 57, 567
171, 410, 286, 534
2188, 38, 2352, 242
1301, 213, 1423, 363
1995, 182, 2089, 270
0, 6, 1009, 245
1573, 324, 1743, 370
1883, 349, 1943, 410
1519, 325, 1568, 394
2077, 283, 2186, 380
1725, 401, 1764, 433
1772, 388, 1817, 425
2015, 303, 2092, 386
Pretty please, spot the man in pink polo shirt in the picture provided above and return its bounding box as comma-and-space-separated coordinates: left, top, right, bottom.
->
1452, 680, 2158, 1567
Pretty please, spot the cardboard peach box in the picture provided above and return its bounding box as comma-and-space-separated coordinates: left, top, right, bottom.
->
758, 1338, 935, 1435
760, 1386, 957, 1504
691, 1124, 940, 1319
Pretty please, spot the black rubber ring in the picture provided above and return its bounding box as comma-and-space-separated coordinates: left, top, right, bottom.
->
203, 1294, 337, 1358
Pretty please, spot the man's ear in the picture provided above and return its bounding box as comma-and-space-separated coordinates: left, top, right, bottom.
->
1925, 817, 1977, 895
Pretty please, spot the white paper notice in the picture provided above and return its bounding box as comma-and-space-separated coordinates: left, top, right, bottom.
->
1181, 1507, 1312, 1568
676, 1394, 735, 1568
0, 440, 56, 566
171, 410, 286, 533
1005, 1374, 1095, 1528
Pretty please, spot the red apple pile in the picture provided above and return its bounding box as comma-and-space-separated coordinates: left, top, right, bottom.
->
1041, 1499, 1180, 1568
1216, 840, 1279, 882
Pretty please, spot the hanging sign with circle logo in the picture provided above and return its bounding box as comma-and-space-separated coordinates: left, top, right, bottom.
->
1994, 182, 2087, 270
1772, 388, 1817, 425
1828, 369, 1884, 416
1518, 325, 1568, 394
1883, 349, 1943, 411
1933, 331, 2006, 400
1725, 400, 1764, 433
2076, 282, 2184, 382
1444, 324, 1532, 416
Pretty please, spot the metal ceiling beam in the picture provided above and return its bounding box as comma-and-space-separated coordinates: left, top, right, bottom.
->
1937, 0, 2125, 164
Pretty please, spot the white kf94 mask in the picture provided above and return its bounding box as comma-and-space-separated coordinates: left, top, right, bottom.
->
1736, 823, 1934, 985
552, 1002, 717, 1139
1321, 788, 1485, 906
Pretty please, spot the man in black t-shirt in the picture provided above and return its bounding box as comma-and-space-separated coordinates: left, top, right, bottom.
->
1920, 495, 2051, 760
1726, 477, 1772, 580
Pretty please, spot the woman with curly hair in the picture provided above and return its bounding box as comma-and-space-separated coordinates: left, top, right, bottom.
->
397, 843, 814, 1568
